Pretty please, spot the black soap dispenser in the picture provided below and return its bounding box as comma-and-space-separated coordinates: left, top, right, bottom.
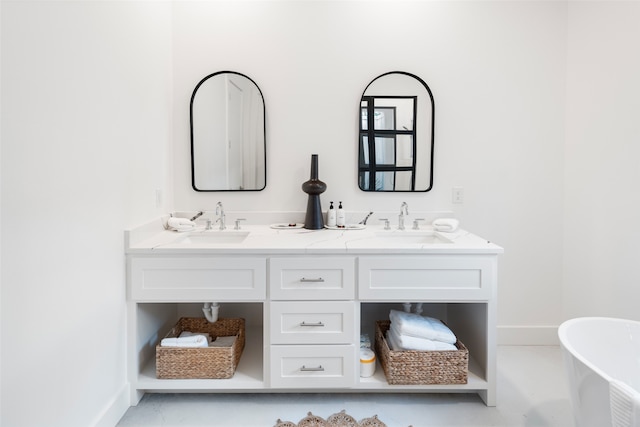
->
337, 201, 346, 228
327, 201, 337, 228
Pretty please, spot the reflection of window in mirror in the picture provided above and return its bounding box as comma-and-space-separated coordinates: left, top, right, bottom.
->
358, 71, 434, 192
359, 96, 417, 191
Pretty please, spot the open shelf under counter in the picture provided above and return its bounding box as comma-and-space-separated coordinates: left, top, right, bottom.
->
136, 326, 265, 392
355, 356, 488, 392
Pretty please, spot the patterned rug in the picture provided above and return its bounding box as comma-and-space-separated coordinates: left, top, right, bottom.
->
274, 410, 411, 427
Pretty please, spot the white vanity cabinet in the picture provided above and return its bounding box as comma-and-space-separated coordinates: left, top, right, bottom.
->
125, 225, 501, 406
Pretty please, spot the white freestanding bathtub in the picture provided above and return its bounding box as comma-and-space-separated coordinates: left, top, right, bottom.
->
558, 317, 640, 427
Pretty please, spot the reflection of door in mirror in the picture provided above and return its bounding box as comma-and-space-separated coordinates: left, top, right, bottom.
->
358, 72, 434, 192
191, 71, 266, 191
227, 77, 243, 189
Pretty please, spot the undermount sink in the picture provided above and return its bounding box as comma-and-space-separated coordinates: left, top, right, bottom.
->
371, 231, 453, 245
168, 230, 250, 246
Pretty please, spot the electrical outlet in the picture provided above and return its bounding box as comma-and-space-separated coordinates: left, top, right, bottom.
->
452, 187, 464, 204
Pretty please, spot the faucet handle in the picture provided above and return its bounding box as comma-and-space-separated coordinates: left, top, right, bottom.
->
379, 218, 390, 230
234, 218, 246, 230
412, 218, 425, 230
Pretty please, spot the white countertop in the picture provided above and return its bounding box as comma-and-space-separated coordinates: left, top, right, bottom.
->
125, 218, 503, 255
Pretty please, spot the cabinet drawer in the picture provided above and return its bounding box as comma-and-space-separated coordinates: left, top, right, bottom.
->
129, 257, 266, 301
270, 301, 355, 344
358, 255, 495, 301
270, 257, 355, 300
270, 345, 356, 388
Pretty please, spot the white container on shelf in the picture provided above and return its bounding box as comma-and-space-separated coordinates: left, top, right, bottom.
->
360, 348, 376, 377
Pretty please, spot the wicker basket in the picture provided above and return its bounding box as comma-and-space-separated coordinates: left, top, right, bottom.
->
375, 320, 468, 385
156, 317, 245, 379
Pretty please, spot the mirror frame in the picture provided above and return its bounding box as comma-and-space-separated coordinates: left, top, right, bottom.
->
358, 71, 435, 192
190, 70, 267, 192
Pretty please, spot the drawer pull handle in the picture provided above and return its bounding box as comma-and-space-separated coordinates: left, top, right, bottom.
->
300, 321, 325, 327
300, 365, 324, 372
300, 277, 325, 283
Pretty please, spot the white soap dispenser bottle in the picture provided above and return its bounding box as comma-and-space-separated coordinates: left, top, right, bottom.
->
327, 201, 337, 228
336, 201, 346, 228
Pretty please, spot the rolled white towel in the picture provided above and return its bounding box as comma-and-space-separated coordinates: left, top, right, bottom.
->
179, 331, 212, 344
388, 327, 457, 351
167, 217, 196, 232
161, 335, 208, 348
432, 218, 459, 232
389, 309, 457, 344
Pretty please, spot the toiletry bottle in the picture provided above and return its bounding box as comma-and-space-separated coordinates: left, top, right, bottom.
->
336, 201, 346, 228
327, 201, 337, 227
360, 348, 376, 378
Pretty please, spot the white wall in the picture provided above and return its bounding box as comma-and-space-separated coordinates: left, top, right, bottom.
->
2, 1, 640, 426
172, 1, 568, 343
1, 2, 172, 426
563, 1, 640, 321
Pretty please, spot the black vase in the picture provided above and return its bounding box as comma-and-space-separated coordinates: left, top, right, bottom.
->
302, 154, 327, 230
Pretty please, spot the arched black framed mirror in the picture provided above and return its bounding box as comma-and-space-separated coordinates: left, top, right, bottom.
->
358, 71, 434, 192
191, 71, 266, 191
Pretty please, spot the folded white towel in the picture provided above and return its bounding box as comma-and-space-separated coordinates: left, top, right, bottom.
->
209, 336, 237, 347
167, 217, 196, 232
387, 328, 457, 351
432, 218, 459, 232
610, 379, 640, 427
386, 330, 401, 351
160, 335, 208, 348
389, 310, 457, 344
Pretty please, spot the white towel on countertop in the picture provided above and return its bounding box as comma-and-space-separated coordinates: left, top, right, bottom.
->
161, 335, 208, 348
389, 309, 457, 344
167, 217, 196, 232
432, 218, 459, 232
610, 379, 640, 427
387, 329, 457, 351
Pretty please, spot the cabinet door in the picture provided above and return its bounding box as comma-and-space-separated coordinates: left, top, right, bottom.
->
270, 301, 355, 344
358, 255, 496, 301
270, 345, 356, 388
129, 257, 266, 301
270, 257, 355, 300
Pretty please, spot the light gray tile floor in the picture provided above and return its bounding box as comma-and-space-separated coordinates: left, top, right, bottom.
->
117, 346, 573, 426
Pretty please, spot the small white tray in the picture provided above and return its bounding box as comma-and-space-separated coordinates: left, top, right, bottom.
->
324, 224, 366, 230
270, 223, 304, 229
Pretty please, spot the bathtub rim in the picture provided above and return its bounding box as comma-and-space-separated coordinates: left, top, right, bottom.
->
558, 316, 640, 383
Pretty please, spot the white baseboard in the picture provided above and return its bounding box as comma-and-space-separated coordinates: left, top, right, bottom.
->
497, 325, 560, 346
92, 383, 130, 427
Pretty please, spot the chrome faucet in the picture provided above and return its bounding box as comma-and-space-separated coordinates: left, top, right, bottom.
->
215, 202, 226, 230
398, 202, 409, 230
